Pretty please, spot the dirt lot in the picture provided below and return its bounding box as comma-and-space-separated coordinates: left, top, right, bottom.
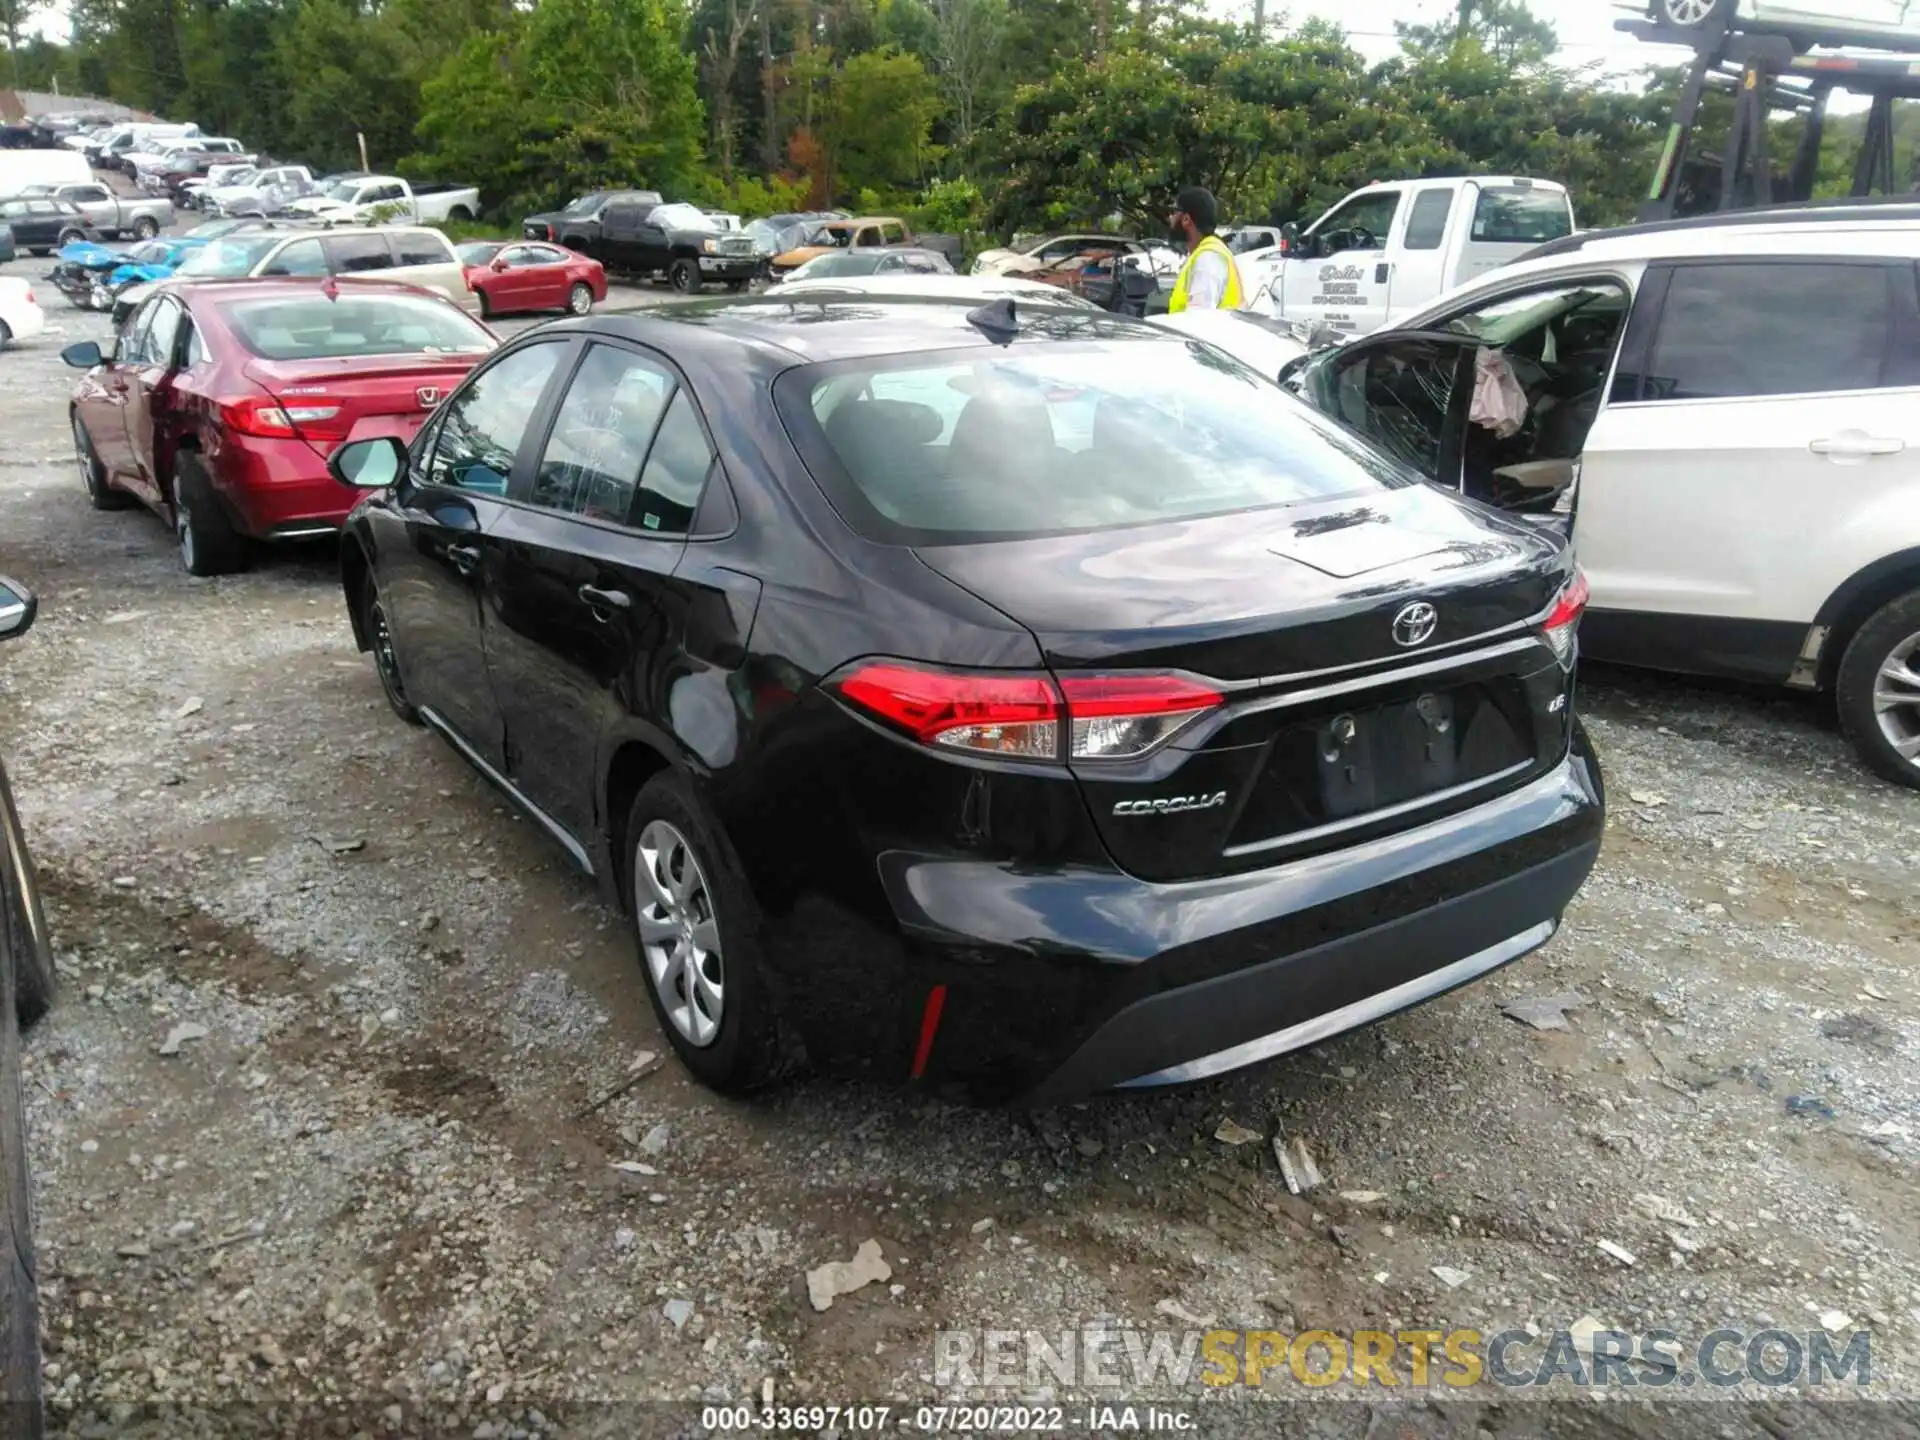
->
2, 265, 1918, 1438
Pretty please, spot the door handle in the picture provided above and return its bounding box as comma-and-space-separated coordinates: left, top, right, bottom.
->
578, 584, 631, 619
1810, 433, 1904, 462
446, 543, 481, 575
1375, 262, 1391, 284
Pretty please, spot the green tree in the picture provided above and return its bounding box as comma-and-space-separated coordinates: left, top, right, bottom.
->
823, 45, 943, 198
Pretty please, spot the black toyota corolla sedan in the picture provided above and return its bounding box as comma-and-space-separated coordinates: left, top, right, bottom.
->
329, 292, 1604, 1105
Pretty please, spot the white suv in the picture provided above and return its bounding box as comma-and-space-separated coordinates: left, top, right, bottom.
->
1213, 207, 1920, 788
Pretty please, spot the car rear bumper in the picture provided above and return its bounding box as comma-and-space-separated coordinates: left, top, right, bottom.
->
766, 723, 1603, 1104
207, 438, 360, 537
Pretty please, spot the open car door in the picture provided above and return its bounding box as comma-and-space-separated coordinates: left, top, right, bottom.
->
1295, 331, 1477, 488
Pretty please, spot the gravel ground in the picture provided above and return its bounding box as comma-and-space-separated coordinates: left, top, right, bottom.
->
2, 258, 1918, 1438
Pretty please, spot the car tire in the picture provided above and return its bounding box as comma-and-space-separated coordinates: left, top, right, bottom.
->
1836, 588, 1920, 791
475, 288, 492, 321
359, 570, 420, 726
55, 228, 83, 248
1654, 0, 1732, 26
725, 279, 748, 293
669, 259, 700, 294
567, 282, 593, 315
624, 773, 792, 1094
0, 322, 9, 352
73, 414, 129, 511
172, 456, 249, 578
132, 216, 159, 240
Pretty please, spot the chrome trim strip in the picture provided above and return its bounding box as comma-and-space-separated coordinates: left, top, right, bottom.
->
1117, 919, 1556, 1088
1221, 757, 1535, 858
418, 706, 595, 876
1226, 634, 1543, 719
270, 526, 339, 540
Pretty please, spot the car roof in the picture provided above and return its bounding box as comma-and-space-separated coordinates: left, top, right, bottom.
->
161, 275, 452, 306
545, 293, 1156, 367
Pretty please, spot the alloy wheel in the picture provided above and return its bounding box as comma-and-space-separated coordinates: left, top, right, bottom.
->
1873, 629, 1920, 771
568, 283, 592, 314
1661, 0, 1718, 24
72, 417, 95, 498
176, 505, 197, 573
634, 820, 724, 1047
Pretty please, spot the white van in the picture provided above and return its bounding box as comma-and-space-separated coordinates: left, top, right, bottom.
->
0, 148, 93, 195
1240, 176, 1574, 337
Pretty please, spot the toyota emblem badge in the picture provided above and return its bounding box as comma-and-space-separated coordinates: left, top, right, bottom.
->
1392, 601, 1438, 648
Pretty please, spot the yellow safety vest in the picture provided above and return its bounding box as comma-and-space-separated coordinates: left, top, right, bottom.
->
1168, 234, 1245, 313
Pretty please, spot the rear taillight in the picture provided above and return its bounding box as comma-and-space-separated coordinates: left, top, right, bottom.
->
220, 395, 345, 442
831, 662, 1222, 762
1542, 570, 1588, 666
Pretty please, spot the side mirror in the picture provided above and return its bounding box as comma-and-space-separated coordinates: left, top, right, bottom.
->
0, 574, 37, 641
1279, 222, 1301, 256
329, 434, 407, 490
61, 339, 103, 368
490, 257, 509, 272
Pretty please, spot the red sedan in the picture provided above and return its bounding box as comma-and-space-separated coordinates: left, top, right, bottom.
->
63, 276, 497, 576
458, 241, 607, 318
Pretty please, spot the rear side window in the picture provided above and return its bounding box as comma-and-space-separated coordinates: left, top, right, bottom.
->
426, 343, 565, 496
636, 391, 715, 535
328, 234, 392, 274
393, 232, 452, 267
787, 339, 1408, 542
1403, 190, 1454, 251
1470, 186, 1571, 243
1643, 262, 1892, 400
530, 344, 673, 523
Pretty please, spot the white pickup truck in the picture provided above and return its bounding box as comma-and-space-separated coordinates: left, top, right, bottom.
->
1238, 176, 1574, 337
286, 174, 480, 227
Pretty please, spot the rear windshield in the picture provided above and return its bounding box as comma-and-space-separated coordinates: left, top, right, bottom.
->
794, 252, 881, 278
785, 339, 1410, 543
1471, 186, 1572, 244
220, 294, 495, 360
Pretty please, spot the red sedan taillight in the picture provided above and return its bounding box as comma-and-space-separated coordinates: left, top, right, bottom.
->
831, 662, 1222, 762
220, 395, 347, 444
1542, 570, 1588, 666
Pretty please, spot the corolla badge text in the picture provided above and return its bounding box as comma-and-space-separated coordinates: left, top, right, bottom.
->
1113, 791, 1228, 817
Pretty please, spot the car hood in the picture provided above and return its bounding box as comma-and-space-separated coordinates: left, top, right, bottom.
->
773, 244, 834, 268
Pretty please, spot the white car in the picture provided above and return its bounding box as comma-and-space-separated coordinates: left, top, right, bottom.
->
0, 279, 46, 348
972, 233, 1161, 277
1201, 206, 1920, 788
1651, 0, 1920, 44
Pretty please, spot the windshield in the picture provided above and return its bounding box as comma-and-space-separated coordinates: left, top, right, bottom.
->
1444, 285, 1614, 345
174, 234, 281, 277
213, 169, 259, 189
323, 180, 367, 202
562, 192, 606, 216
220, 294, 495, 360
789, 338, 1406, 541
651, 202, 714, 231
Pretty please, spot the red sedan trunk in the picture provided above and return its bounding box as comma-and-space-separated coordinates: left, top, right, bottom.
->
65, 276, 496, 574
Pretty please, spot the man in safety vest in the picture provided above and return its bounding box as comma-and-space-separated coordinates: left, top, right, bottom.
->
1166, 186, 1243, 313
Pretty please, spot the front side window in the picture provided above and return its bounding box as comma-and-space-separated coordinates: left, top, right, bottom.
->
116, 299, 161, 366
1313, 191, 1401, 256
790, 337, 1409, 542
1643, 262, 1894, 401
425, 343, 565, 496
530, 345, 673, 522
141, 298, 183, 368
260, 237, 326, 277
327, 233, 392, 274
